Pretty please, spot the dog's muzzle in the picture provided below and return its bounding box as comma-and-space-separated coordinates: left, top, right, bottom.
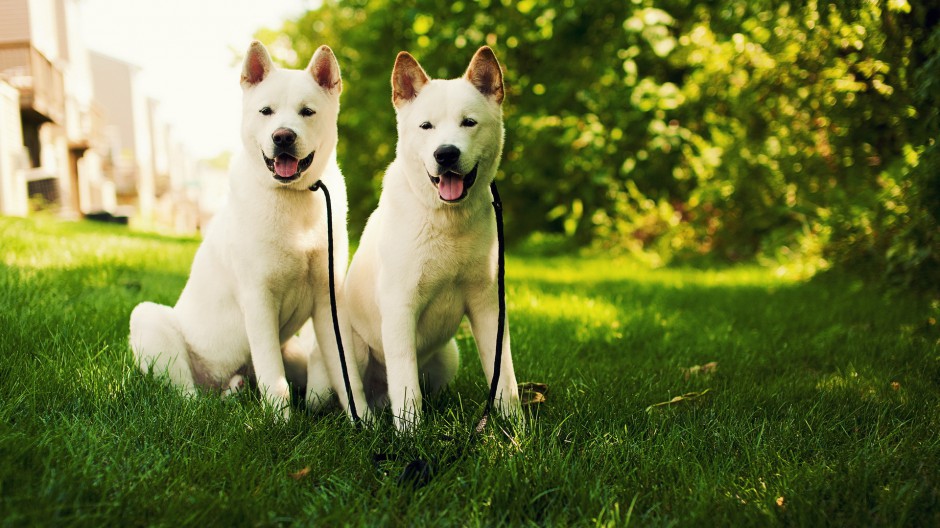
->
263, 151, 315, 183
428, 163, 478, 203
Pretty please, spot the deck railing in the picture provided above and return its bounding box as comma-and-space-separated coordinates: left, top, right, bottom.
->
0, 42, 65, 124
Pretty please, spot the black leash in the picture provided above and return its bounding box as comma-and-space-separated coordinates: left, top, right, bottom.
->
474, 180, 507, 433
312, 178, 507, 485
309, 180, 361, 425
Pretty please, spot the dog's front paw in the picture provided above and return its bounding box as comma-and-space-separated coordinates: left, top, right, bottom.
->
276, 402, 291, 423
498, 390, 523, 421
354, 406, 376, 428
393, 415, 419, 433
265, 395, 291, 423
262, 378, 292, 423
389, 391, 422, 433
393, 406, 422, 433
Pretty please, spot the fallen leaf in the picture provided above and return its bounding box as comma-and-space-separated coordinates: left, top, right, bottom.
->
682, 361, 718, 380
522, 391, 546, 406
289, 466, 311, 480
519, 382, 548, 393
645, 389, 712, 412
519, 382, 548, 406
890, 381, 900, 391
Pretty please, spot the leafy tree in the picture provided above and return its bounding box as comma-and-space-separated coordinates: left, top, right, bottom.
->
258, 0, 940, 289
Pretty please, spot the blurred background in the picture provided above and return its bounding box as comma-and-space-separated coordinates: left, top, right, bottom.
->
0, 0, 299, 232
1, 0, 937, 291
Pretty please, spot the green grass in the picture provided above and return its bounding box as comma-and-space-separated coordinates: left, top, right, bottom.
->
1, 215, 938, 526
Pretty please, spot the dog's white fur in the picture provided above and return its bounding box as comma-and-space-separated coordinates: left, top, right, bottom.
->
343, 46, 520, 431
128, 41, 368, 421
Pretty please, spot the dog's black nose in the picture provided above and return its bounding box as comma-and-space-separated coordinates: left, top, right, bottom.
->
272, 128, 297, 147
434, 144, 461, 167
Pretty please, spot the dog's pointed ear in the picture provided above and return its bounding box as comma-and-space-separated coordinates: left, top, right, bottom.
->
308, 45, 342, 95
241, 40, 274, 88
464, 46, 504, 104
392, 52, 429, 108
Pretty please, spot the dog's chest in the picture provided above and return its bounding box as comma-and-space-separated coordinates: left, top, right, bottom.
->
410, 233, 491, 351
415, 283, 465, 351
262, 231, 325, 331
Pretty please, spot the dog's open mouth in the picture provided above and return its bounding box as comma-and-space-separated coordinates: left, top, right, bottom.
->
263, 151, 314, 183
428, 164, 478, 203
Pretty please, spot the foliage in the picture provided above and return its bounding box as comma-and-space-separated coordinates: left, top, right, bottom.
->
257, 1, 939, 288
2, 217, 939, 524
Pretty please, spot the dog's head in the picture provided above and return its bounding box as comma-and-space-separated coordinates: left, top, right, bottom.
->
240, 41, 342, 188
391, 46, 505, 206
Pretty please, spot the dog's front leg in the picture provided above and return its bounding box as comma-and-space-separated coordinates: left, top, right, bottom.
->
467, 285, 521, 419
242, 290, 290, 421
311, 288, 370, 424
379, 292, 422, 432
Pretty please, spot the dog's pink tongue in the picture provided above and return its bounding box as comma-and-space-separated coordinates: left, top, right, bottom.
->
439, 173, 464, 201
274, 155, 299, 177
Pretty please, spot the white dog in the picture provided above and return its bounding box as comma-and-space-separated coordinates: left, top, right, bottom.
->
343, 46, 521, 431
129, 41, 368, 421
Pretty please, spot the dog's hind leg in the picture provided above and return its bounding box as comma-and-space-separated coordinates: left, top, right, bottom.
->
421, 338, 460, 395
129, 302, 197, 396
224, 374, 246, 397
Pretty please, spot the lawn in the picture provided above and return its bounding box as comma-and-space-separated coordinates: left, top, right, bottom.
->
1, 216, 938, 526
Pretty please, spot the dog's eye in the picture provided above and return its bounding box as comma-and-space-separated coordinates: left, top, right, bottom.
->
260, 107, 273, 116
461, 118, 477, 128
419, 121, 433, 130
300, 107, 315, 117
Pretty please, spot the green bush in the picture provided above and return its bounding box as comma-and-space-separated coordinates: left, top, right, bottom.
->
258, 0, 939, 289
